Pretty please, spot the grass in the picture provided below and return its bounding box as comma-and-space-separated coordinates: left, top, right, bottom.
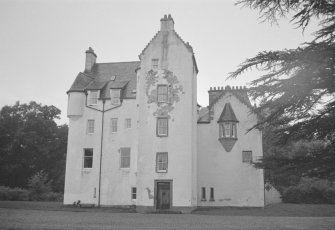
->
1, 201, 335, 216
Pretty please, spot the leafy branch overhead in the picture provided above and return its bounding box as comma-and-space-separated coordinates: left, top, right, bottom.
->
230, 0, 335, 143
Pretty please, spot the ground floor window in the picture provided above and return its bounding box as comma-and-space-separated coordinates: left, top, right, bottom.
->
120, 147, 130, 168
201, 187, 206, 201
210, 187, 215, 201
131, 187, 136, 200
83, 148, 93, 168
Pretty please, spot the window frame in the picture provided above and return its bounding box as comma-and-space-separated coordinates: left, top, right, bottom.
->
219, 122, 237, 139
242, 151, 253, 163
87, 119, 95, 134
83, 148, 93, 169
110, 118, 118, 133
152, 58, 159, 69
120, 147, 131, 169
157, 84, 168, 103
125, 118, 131, 129
110, 89, 121, 105
131, 187, 137, 200
88, 90, 99, 106
210, 187, 215, 201
201, 187, 206, 201
156, 117, 168, 137
156, 152, 168, 173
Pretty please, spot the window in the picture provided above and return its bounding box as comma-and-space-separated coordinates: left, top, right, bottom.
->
125, 118, 131, 129
111, 118, 118, 133
219, 122, 237, 138
210, 187, 215, 201
201, 187, 206, 201
110, 89, 121, 105
88, 91, 99, 105
157, 85, 168, 103
131, 187, 136, 200
87, 120, 95, 134
157, 118, 168, 137
152, 58, 159, 69
156, 152, 168, 172
83, 148, 93, 168
120, 147, 130, 168
242, 151, 252, 163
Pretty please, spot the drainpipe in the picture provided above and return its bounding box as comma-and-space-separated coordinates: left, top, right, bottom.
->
98, 100, 105, 207
84, 93, 121, 207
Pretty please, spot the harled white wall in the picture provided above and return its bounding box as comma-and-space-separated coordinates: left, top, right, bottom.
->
197, 93, 264, 207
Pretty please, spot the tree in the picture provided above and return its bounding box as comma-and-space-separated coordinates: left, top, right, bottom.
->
230, 0, 335, 143
230, 0, 335, 181
0, 101, 68, 192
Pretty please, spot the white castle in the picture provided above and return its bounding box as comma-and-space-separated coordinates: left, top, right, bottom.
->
64, 15, 265, 212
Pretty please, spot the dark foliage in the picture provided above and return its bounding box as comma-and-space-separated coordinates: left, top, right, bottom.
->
231, 0, 335, 186
0, 101, 68, 192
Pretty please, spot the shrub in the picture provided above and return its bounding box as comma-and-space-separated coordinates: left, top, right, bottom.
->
282, 177, 335, 204
27, 170, 52, 201
0, 186, 30, 201
42, 192, 63, 202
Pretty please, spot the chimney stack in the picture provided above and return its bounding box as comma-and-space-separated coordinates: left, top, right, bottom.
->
160, 14, 174, 31
85, 47, 97, 72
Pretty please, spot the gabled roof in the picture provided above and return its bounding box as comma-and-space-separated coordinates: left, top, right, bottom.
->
67, 61, 140, 99
138, 31, 199, 74
208, 86, 252, 110
217, 103, 238, 123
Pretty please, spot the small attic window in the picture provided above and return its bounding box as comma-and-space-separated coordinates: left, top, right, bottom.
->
111, 75, 116, 81
152, 59, 159, 69
110, 89, 121, 105
88, 90, 99, 105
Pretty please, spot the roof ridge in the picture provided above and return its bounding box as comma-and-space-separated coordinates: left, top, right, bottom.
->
208, 88, 252, 110
139, 31, 160, 58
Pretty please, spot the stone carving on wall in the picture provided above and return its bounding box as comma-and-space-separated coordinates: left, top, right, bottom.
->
145, 69, 184, 118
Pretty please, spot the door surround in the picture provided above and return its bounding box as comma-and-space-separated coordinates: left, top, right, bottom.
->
154, 179, 173, 210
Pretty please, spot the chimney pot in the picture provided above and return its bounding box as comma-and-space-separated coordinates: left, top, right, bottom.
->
160, 14, 174, 31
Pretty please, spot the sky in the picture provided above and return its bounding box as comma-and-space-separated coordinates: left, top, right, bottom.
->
0, 0, 318, 125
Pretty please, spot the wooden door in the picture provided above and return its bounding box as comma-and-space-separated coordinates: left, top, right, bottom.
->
156, 182, 171, 209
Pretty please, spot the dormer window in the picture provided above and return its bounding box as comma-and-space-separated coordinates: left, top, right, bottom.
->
111, 89, 121, 105
220, 122, 237, 138
157, 85, 168, 103
217, 103, 239, 152
88, 90, 99, 105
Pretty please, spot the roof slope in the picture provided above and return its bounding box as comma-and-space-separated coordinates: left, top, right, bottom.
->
217, 103, 238, 122
68, 61, 140, 99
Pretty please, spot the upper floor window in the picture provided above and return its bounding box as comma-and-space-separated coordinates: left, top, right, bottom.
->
157, 85, 168, 103
83, 148, 93, 168
219, 122, 237, 138
120, 147, 130, 168
157, 117, 168, 137
111, 118, 118, 133
88, 91, 99, 105
125, 118, 131, 129
242, 151, 252, 163
152, 58, 159, 69
110, 89, 121, 105
87, 119, 95, 134
156, 152, 168, 173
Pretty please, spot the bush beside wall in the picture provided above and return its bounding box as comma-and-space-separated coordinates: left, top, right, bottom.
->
0, 186, 63, 201
282, 178, 335, 204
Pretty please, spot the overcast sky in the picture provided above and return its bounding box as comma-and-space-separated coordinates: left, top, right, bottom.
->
0, 0, 317, 125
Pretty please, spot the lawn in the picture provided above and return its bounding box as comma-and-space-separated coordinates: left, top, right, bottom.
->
1, 201, 335, 230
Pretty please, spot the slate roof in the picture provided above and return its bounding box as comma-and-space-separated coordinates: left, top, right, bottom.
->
68, 61, 140, 99
217, 103, 238, 122
197, 86, 252, 123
